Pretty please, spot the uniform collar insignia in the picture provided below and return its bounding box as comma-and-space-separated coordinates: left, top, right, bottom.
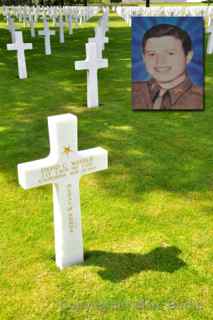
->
168, 77, 192, 105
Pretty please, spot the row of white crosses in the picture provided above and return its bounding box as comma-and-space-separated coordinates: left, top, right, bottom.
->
4, 5, 100, 44
38, 19, 55, 55
18, 113, 108, 270
6, 11, 96, 42
114, 5, 213, 55
3, 5, 99, 24
37, 16, 73, 44
5, 7, 100, 79
114, 5, 213, 27
114, 5, 213, 20
75, 9, 109, 108
90, 9, 109, 59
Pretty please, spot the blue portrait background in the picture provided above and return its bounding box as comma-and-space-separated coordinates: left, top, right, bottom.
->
132, 17, 204, 86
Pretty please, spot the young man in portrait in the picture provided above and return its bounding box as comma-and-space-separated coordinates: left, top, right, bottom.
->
132, 24, 204, 110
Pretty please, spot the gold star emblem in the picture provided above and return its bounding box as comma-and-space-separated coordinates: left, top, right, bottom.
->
63, 146, 73, 155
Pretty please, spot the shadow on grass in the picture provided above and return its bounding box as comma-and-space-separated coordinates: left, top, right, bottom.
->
0, 13, 213, 201
84, 246, 186, 282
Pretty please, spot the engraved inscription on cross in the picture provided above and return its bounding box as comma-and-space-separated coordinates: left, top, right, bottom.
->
75, 42, 108, 108
18, 114, 108, 269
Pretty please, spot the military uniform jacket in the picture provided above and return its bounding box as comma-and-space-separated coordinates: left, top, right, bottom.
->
132, 77, 203, 110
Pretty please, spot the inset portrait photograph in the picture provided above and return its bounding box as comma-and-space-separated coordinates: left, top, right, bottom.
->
132, 17, 204, 111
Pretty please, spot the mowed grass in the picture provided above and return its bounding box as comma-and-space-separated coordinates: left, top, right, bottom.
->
0, 10, 212, 320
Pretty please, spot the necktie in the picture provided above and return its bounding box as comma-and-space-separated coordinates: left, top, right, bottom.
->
153, 88, 167, 109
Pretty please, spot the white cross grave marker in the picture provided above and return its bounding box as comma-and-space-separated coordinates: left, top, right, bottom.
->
68, 15, 73, 35
7, 31, 33, 79
7, 16, 16, 43
57, 15, 65, 43
88, 25, 108, 59
18, 113, 108, 269
95, 26, 109, 57
75, 15, 79, 29
23, 12, 28, 28
207, 25, 213, 54
75, 42, 108, 108
38, 19, 55, 55
29, 15, 36, 38
52, 14, 56, 27
88, 37, 103, 59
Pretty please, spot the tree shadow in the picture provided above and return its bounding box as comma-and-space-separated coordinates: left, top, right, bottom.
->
0, 13, 213, 204
84, 246, 186, 283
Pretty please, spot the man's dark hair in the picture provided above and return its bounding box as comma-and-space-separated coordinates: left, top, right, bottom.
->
142, 24, 192, 56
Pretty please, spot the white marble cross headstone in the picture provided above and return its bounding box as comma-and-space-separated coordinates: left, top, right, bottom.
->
29, 15, 36, 38
52, 14, 57, 27
75, 42, 108, 108
88, 37, 103, 59
207, 25, 213, 54
7, 31, 33, 79
7, 16, 16, 43
38, 19, 55, 55
23, 10, 28, 28
68, 15, 73, 35
88, 25, 108, 59
95, 26, 108, 53
57, 15, 65, 43
75, 15, 79, 29
18, 114, 108, 270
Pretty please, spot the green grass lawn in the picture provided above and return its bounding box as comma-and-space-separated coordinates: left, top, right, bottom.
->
0, 10, 212, 320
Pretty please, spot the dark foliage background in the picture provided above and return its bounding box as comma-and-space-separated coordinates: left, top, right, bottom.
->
0, 0, 91, 6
